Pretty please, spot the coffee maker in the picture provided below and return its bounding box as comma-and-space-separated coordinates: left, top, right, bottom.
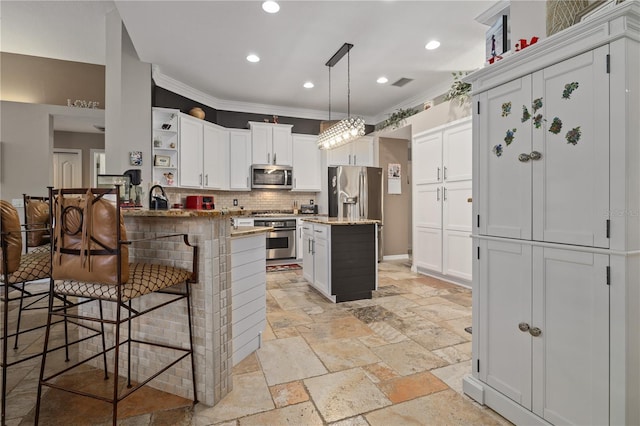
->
123, 169, 143, 207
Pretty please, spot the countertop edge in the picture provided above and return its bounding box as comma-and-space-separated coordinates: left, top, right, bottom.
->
230, 226, 274, 237
301, 218, 381, 225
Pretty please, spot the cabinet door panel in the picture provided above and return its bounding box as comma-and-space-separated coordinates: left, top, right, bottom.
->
251, 125, 271, 164
414, 227, 442, 273
443, 230, 471, 281
415, 184, 441, 229
532, 247, 609, 425
229, 130, 251, 190
479, 239, 532, 409
327, 143, 352, 166
443, 181, 472, 232
292, 134, 321, 191
302, 226, 314, 283
272, 126, 292, 165
203, 125, 229, 189
479, 76, 533, 239
413, 131, 442, 184
352, 137, 374, 166
443, 121, 472, 182
532, 46, 610, 248
314, 235, 329, 296
179, 116, 204, 188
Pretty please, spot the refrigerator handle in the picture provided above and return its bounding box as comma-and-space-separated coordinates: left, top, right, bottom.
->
360, 170, 366, 218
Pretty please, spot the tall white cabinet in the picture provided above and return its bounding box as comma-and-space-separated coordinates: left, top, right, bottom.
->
412, 118, 472, 285
464, 4, 640, 426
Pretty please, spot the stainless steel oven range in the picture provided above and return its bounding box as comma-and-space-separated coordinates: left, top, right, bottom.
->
254, 219, 297, 261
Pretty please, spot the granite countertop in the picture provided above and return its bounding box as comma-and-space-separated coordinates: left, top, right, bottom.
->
122, 208, 248, 218
230, 226, 274, 237
301, 217, 381, 225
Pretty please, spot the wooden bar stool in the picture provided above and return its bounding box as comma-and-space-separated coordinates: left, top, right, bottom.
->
35, 187, 198, 425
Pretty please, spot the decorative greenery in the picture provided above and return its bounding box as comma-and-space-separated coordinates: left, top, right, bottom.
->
444, 71, 472, 105
377, 107, 420, 131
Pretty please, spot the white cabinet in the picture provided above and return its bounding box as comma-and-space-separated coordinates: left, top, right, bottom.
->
412, 119, 472, 283
229, 129, 252, 191
464, 8, 640, 425
478, 239, 609, 425
327, 136, 375, 166
179, 114, 229, 189
249, 122, 293, 165
292, 134, 321, 191
477, 47, 609, 247
152, 107, 179, 187
302, 223, 331, 299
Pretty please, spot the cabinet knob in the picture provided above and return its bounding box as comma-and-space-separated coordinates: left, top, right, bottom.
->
518, 322, 530, 332
518, 153, 531, 162
529, 151, 542, 160
529, 327, 542, 337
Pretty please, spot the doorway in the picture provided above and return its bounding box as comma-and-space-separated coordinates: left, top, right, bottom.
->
90, 149, 106, 186
53, 148, 82, 188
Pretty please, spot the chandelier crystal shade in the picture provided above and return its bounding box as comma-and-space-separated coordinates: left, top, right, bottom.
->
317, 117, 365, 149
317, 43, 365, 150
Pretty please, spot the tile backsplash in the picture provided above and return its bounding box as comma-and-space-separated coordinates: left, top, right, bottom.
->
162, 187, 319, 211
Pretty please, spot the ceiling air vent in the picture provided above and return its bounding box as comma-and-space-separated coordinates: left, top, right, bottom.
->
391, 77, 413, 87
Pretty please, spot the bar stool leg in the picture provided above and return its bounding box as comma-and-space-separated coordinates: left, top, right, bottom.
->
127, 300, 132, 389
13, 285, 25, 350
35, 279, 56, 426
111, 299, 122, 426
185, 283, 198, 403
2, 282, 9, 426
99, 301, 108, 379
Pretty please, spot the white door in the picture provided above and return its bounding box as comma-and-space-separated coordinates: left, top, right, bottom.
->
415, 184, 441, 229
229, 130, 252, 191
251, 124, 272, 165
313, 230, 330, 296
203, 125, 229, 189
442, 230, 472, 281
532, 247, 609, 425
443, 120, 472, 182
179, 115, 204, 188
478, 75, 533, 240
53, 149, 82, 188
292, 134, 321, 191
90, 149, 106, 186
302, 225, 314, 283
327, 142, 352, 166
272, 126, 292, 165
414, 227, 442, 273
532, 46, 610, 248
413, 131, 442, 185
351, 136, 374, 166
479, 239, 532, 409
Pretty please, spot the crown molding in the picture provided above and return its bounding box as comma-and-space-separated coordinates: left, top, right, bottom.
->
152, 66, 376, 123
475, 0, 510, 26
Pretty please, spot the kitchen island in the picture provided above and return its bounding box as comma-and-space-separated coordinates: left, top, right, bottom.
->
77, 208, 269, 407
301, 218, 379, 302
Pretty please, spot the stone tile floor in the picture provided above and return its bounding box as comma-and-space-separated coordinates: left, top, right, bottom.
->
3, 262, 511, 425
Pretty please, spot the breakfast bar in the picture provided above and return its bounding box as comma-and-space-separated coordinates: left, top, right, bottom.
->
77, 208, 270, 407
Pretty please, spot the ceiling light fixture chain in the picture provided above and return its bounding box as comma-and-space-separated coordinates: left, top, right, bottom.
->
318, 42, 365, 150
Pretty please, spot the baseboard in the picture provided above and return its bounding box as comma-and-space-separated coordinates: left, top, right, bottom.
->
382, 254, 410, 261
415, 266, 471, 289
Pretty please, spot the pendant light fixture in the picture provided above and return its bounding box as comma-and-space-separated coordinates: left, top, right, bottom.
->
317, 43, 365, 150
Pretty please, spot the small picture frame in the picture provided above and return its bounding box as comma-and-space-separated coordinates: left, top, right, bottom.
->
129, 151, 142, 166
154, 155, 170, 167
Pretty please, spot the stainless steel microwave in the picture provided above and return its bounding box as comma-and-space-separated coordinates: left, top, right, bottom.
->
251, 165, 293, 189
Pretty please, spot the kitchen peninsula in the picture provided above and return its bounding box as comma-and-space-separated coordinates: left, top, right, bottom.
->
103, 208, 270, 407
301, 218, 379, 302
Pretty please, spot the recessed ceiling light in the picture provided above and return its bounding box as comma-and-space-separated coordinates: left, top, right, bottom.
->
376, 76, 388, 84
262, 1, 280, 13
246, 54, 260, 63
303, 82, 314, 89
425, 40, 441, 50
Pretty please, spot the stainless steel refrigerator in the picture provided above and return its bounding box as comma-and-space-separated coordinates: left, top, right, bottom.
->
328, 166, 383, 261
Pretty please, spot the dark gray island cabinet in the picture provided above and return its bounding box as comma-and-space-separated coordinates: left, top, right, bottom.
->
301, 218, 379, 302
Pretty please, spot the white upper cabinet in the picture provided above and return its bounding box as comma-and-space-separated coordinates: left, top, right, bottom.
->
327, 136, 375, 166
179, 114, 229, 189
291, 134, 321, 192
203, 124, 229, 189
179, 114, 205, 188
229, 129, 252, 191
249, 122, 293, 165
478, 46, 610, 248
413, 131, 443, 185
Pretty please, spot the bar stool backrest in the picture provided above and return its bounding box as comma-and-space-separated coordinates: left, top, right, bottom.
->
51, 188, 129, 285
24, 196, 50, 248
0, 200, 22, 274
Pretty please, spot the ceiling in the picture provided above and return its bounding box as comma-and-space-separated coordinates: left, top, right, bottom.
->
2, 0, 494, 125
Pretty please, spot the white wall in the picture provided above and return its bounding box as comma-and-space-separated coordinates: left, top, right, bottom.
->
510, 0, 547, 46
0, 101, 104, 202
105, 9, 151, 189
